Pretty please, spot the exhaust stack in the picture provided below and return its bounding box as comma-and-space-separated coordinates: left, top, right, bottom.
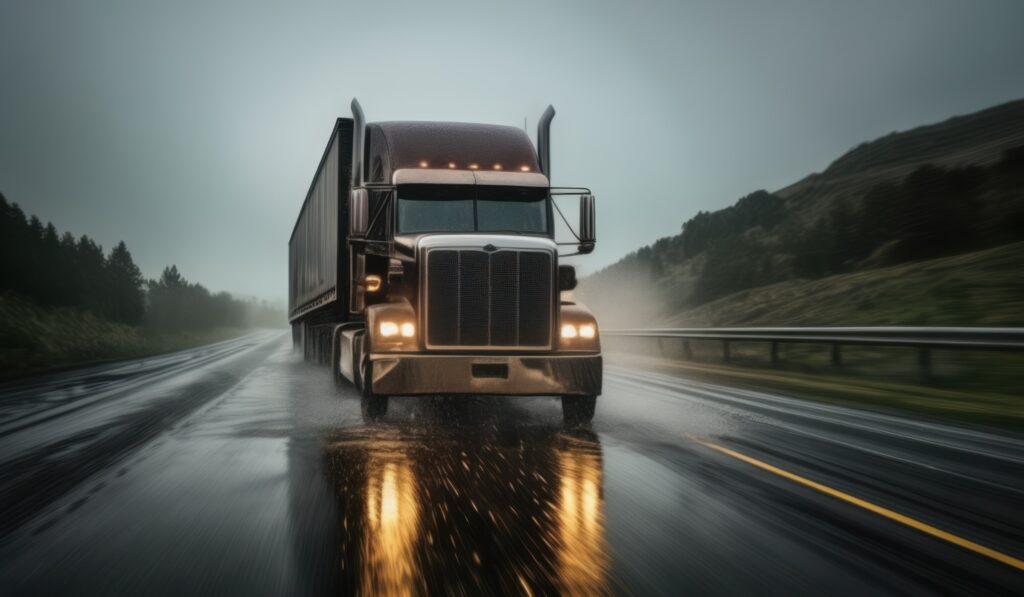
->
350, 98, 366, 187
537, 105, 555, 178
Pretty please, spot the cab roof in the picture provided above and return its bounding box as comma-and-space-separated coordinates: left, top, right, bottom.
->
365, 121, 541, 183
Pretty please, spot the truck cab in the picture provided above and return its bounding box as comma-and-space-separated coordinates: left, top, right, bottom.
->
291, 101, 601, 422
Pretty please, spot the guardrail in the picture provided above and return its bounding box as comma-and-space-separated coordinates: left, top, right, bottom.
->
601, 327, 1024, 375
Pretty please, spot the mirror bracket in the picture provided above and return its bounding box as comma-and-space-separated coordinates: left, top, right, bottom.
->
550, 188, 596, 254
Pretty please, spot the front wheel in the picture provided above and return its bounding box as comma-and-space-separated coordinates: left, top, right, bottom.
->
562, 395, 596, 425
360, 358, 388, 420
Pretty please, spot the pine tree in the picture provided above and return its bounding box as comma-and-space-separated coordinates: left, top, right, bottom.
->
106, 241, 145, 324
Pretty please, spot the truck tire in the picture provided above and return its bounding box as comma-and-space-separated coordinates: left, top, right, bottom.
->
561, 395, 596, 425
359, 357, 388, 420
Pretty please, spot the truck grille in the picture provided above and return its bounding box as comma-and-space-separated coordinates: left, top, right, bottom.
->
426, 248, 553, 349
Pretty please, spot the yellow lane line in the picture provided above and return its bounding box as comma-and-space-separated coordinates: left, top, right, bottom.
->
694, 438, 1024, 572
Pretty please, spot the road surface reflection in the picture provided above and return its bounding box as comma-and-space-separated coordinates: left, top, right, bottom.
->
320, 402, 609, 595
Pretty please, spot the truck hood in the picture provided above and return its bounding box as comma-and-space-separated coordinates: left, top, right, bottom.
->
394, 234, 557, 257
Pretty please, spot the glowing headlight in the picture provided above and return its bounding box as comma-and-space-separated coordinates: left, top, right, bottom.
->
561, 324, 578, 339
579, 324, 596, 339
379, 321, 399, 337
400, 322, 415, 338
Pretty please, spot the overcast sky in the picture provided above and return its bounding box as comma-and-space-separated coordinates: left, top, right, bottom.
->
2, 0, 1023, 303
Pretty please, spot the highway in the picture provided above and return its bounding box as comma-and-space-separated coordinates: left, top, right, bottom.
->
1, 331, 1022, 595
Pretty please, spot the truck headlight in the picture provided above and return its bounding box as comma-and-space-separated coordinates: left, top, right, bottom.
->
375, 318, 417, 352
380, 321, 416, 338
560, 321, 599, 350
559, 304, 600, 351
368, 302, 418, 352
380, 321, 400, 337
561, 323, 596, 340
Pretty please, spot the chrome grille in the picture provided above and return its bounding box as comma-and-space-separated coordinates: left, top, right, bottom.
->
426, 248, 552, 349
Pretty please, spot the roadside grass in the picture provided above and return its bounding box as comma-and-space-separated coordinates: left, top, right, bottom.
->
605, 340, 1024, 431
667, 241, 1024, 327
0, 293, 254, 379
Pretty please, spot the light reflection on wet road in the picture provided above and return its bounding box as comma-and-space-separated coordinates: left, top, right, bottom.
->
1, 332, 1022, 595
322, 422, 607, 595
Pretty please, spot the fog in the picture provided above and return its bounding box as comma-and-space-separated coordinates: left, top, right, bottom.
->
2, 0, 1022, 303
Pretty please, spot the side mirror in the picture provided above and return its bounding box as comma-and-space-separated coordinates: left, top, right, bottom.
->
349, 189, 369, 237
558, 264, 577, 291
578, 194, 596, 254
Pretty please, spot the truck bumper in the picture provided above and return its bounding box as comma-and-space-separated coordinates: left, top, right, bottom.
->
368, 353, 602, 397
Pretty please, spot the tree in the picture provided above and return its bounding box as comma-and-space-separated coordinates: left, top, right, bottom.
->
106, 241, 145, 324
0, 200, 264, 332
75, 235, 107, 315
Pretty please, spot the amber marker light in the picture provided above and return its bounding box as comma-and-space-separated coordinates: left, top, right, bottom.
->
365, 274, 382, 292
520, 165, 531, 172
468, 163, 479, 170
493, 163, 503, 170
448, 161, 457, 169
418, 160, 428, 168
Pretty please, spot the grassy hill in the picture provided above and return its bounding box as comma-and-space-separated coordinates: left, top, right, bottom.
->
667, 242, 1024, 327
579, 99, 1024, 327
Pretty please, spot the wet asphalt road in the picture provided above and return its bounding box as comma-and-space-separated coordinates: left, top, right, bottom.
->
0, 331, 1022, 595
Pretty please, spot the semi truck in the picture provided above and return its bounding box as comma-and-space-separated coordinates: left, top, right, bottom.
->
288, 100, 601, 422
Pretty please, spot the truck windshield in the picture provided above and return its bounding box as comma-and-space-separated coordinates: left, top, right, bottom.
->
398, 185, 549, 235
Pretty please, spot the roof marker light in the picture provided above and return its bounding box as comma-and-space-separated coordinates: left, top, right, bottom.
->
448, 161, 457, 169
419, 160, 428, 168
493, 163, 503, 170
520, 165, 531, 172
468, 163, 479, 170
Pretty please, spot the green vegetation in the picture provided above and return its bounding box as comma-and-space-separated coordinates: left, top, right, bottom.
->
0, 193, 284, 376
587, 99, 1024, 424
579, 99, 1024, 327
0, 294, 252, 378
1, 194, 282, 332
669, 242, 1024, 327
602, 350, 1024, 430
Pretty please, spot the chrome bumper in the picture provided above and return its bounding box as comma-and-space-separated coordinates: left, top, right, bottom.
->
368, 353, 602, 396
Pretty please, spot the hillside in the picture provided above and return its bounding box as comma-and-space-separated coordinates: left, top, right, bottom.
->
666, 242, 1024, 327
578, 98, 1024, 328
779, 98, 1024, 225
